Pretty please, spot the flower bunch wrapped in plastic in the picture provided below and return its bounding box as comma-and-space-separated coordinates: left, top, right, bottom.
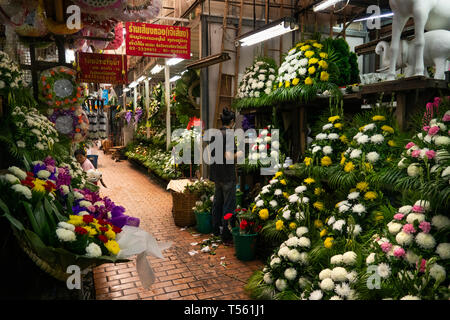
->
363, 199, 449, 300
300, 251, 360, 300
224, 207, 263, 235
260, 228, 312, 296
234, 57, 278, 109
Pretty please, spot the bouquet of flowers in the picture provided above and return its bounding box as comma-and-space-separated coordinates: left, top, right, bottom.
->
0, 50, 24, 91
234, 57, 278, 109
271, 39, 339, 104
224, 207, 263, 235
244, 125, 281, 171
362, 200, 449, 300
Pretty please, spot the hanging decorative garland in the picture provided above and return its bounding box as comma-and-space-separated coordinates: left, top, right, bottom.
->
48, 107, 89, 143
39, 67, 84, 109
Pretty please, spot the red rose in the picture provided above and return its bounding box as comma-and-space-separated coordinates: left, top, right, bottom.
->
99, 226, 109, 233
112, 226, 122, 233
44, 181, 56, 192
75, 226, 88, 235
97, 219, 109, 226
224, 213, 233, 220
240, 219, 248, 230
98, 234, 108, 243
26, 172, 34, 177
82, 215, 94, 224
241, 208, 248, 212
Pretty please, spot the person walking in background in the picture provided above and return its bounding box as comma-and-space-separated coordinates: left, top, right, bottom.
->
209, 108, 243, 245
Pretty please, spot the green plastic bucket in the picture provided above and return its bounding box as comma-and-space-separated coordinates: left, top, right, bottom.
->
195, 212, 212, 234
236, 191, 243, 207
232, 227, 258, 261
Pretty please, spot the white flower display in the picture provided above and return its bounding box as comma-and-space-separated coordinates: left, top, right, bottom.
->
429, 264, 446, 282
263, 272, 273, 284
431, 215, 450, 230
275, 278, 288, 291
395, 231, 414, 246
56, 228, 76, 242
322, 146, 333, 155
295, 185, 307, 194
366, 151, 380, 163
370, 134, 385, 144
236, 58, 278, 100
435, 243, 450, 260
284, 268, 298, 280
415, 232, 436, 250
342, 251, 357, 265
309, 290, 323, 300
296, 226, 308, 237
377, 263, 391, 278
85, 242, 102, 258
320, 278, 335, 291
11, 184, 32, 199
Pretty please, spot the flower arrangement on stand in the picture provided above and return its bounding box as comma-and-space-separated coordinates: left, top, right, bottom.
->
191, 180, 215, 234
233, 57, 278, 110
270, 39, 340, 104
361, 200, 449, 300
48, 107, 89, 143
243, 125, 281, 173
0, 50, 24, 91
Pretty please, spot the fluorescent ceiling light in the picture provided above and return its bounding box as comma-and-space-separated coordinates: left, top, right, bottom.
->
147, 76, 152, 81
237, 17, 299, 47
166, 58, 184, 66
151, 64, 164, 74
313, 0, 344, 12
170, 75, 181, 82
354, 12, 394, 22
123, 88, 130, 92
137, 76, 146, 82
65, 49, 75, 63
129, 81, 138, 88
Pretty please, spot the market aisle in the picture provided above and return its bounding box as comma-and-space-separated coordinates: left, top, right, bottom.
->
92, 150, 263, 300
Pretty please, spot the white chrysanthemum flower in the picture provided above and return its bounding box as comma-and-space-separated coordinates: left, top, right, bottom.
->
406, 213, 426, 224
352, 204, 366, 215
270, 257, 281, 267
347, 191, 360, 200
85, 242, 102, 258
315, 133, 327, 140
275, 278, 288, 291
8, 166, 27, 180
387, 221, 403, 235
363, 123, 376, 132
282, 209, 292, 220
398, 157, 408, 169
73, 191, 84, 200
414, 200, 431, 211
278, 246, 290, 257
342, 251, 357, 265
299, 197, 309, 204
329, 296, 343, 300
331, 267, 348, 282
353, 132, 363, 140
57, 222, 75, 231
298, 237, 311, 248
285, 236, 299, 247
396, 231, 413, 246
370, 134, 384, 144
434, 136, 450, 146
327, 216, 336, 226
269, 200, 278, 208
429, 264, 446, 282
334, 282, 351, 297
269, 179, 278, 185
287, 249, 301, 263
347, 224, 362, 236
332, 220, 346, 232
415, 232, 436, 250
56, 228, 76, 242
256, 200, 264, 207
328, 133, 339, 140
323, 146, 333, 155
79, 200, 92, 208
295, 185, 307, 193
350, 149, 362, 159
263, 272, 273, 284
331, 255, 343, 265
284, 268, 298, 281
346, 271, 358, 283
357, 134, 369, 144
288, 194, 299, 204
78, 211, 90, 216
273, 189, 282, 196
320, 278, 335, 291
367, 151, 380, 163
441, 166, 450, 177
400, 295, 421, 300
11, 184, 32, 199
309, 290, 323, 300
366, 253, 376, 265
319, 269, 332, 281
17, 141, 26, 148
296, 226, 308, 238
407, 163, 422, 177
432, 215, 450, 230
377, 263, 391, 278
3, 173, 20, 184
398, 205, 412, 214
436, 243, 450, 260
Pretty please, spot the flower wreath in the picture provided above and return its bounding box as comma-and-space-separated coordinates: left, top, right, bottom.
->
39, 66, 83, 108
48, 107, 89, 143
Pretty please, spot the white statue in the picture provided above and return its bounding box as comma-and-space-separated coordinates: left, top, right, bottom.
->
376, 30, 450, 79
388, 0, 450, 80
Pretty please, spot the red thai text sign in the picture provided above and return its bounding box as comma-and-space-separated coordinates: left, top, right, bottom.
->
77, 52, 127, 85
125, 22, 190, 59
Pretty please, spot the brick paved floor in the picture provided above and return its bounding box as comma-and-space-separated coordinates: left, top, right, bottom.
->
92, 149, 264, 300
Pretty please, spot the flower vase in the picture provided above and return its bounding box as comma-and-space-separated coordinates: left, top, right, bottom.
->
231, 227, 258, 261
195, 211, 212, 234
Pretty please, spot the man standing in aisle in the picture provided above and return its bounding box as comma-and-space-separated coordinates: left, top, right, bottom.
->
209, 108, 243, 245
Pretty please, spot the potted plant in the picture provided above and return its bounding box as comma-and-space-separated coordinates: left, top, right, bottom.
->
192, 196, 213, 234
224, 207, 263, 261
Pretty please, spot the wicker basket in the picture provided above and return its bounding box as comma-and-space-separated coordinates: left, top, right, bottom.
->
171, 191, 199, 227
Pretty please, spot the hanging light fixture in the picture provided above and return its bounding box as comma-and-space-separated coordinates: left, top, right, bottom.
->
150, 64, 164, 74
169, 75, 181, 82
166, 58, 184, 66
313, 0, 345, 12
354, 12, 394, 22
236, 17, 299, 47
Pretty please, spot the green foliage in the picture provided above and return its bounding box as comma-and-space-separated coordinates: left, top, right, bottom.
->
323, 37, 361, 86
172, 70, 200, 128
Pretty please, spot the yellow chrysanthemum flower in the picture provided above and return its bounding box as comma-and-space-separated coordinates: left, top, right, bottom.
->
313, 43, 323, 49
320, 229, 327, 237
344, 161, 355, 172
274, 171, 283, 178
304, 157, 312, 166
318, 60, 328, 69
304, 51, 315, 58
283, 192, 289, 199
275, 220, 284, 231
364, 162, 373, 171
374, 211, 384, 221
319, 52, 328, 59
364, 191, 378, 201
314, 220, 323, 228
328, 115, 340, 123
356, 181, 369, 192
372, 115, 386, 121
382, 125, 395, 134
314, 187, 323, 196
104, 240, 120, 255
304, 177, 315, 185
289, 222, 297, 230
300, 45, 311, 51
252, 205, 257, 213
67, 215, 84, 226
305, 77, 313, 85
280, 179, 287, 185
105, 229, 116, 240
84, 226, 97, 237
313, 201, 324, 211
32, 179, 47, 193
324, 237, 334, 249
320, 71, 330, 81
308, 66, 316, 74
339, 135, 348, 143
321, 156, 332, 167
308, 58, 319, 65
334, 123, 343, 129
285, 81, 290, 88
388, 140, 396, 147
278, 82, 283, 88
292, 78, 300, 86
259, 209, 269, 220
340, 155, 346, 166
